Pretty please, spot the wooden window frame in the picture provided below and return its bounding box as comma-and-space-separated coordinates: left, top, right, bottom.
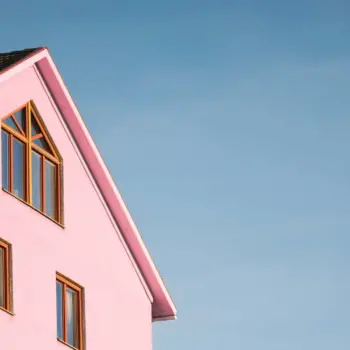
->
0, 239, 13, 314
1, 101, 63, 225
56, 273, 84, 350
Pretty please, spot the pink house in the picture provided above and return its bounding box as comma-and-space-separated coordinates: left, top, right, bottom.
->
0, 48, 176, 350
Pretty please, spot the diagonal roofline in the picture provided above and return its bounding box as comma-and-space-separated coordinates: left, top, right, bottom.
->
0, 47, 177, 321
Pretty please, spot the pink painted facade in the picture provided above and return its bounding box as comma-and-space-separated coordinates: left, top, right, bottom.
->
0, 49, 176, 349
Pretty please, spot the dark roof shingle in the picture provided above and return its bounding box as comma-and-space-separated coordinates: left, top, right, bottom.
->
0, 48, 44, 73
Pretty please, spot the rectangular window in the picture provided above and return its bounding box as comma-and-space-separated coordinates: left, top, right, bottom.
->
56, 274, 83, 349
0, 239, 12, 313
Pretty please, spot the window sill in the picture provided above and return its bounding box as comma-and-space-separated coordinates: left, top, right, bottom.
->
2, 188, 64, 229
57, 338, 81, 350
0, 306, 14, 316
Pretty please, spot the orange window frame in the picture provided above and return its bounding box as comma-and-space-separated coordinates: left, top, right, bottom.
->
0, 239, 12, 313
1, 101, 62, 224
56, 273, 84, 350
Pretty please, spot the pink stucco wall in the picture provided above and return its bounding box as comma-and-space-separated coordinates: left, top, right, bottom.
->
0, 66, 152, 349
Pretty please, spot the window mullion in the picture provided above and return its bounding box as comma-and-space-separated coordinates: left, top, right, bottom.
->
41, 156, 45, 213
22, 142, 27, 203
5, 245, 9, 310
0, 247, 5, 308
27, 105, 32, 204
79, 290, 83, 348
9, 134, 13, 193
63, 283, 67, 342
57, 165, 61, 223
25, 143, 29, 203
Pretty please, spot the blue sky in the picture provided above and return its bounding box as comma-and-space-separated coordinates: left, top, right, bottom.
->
2, 1, 350, 348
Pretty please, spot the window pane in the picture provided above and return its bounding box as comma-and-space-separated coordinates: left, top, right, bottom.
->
31, 151, 42, 210
0, 247, 5, 308
3, 116, 20, 133
66, 288, 79, 348
14, 108, 26, 133
34, 137, 52, 153
13, 138, 25, 200
31, 115, 41, 136
2, 130, 9, 191
45, 160, 57, 220
56, 281, 63, 340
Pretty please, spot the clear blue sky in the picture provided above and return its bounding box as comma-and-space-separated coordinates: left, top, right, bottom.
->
2, 1, 350, 348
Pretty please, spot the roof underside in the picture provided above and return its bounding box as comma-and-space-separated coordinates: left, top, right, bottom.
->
0, 47, 176, 321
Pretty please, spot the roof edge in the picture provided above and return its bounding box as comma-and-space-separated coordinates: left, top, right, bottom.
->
153, 315, 177, 322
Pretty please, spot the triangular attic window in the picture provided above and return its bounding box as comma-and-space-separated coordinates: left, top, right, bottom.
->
31, 115, 42, 136
30, 111, 56, 156
14, 109, 26, 133
33, 135, 51, 152
2, 107, 26, 135
3, 116, 21, 133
